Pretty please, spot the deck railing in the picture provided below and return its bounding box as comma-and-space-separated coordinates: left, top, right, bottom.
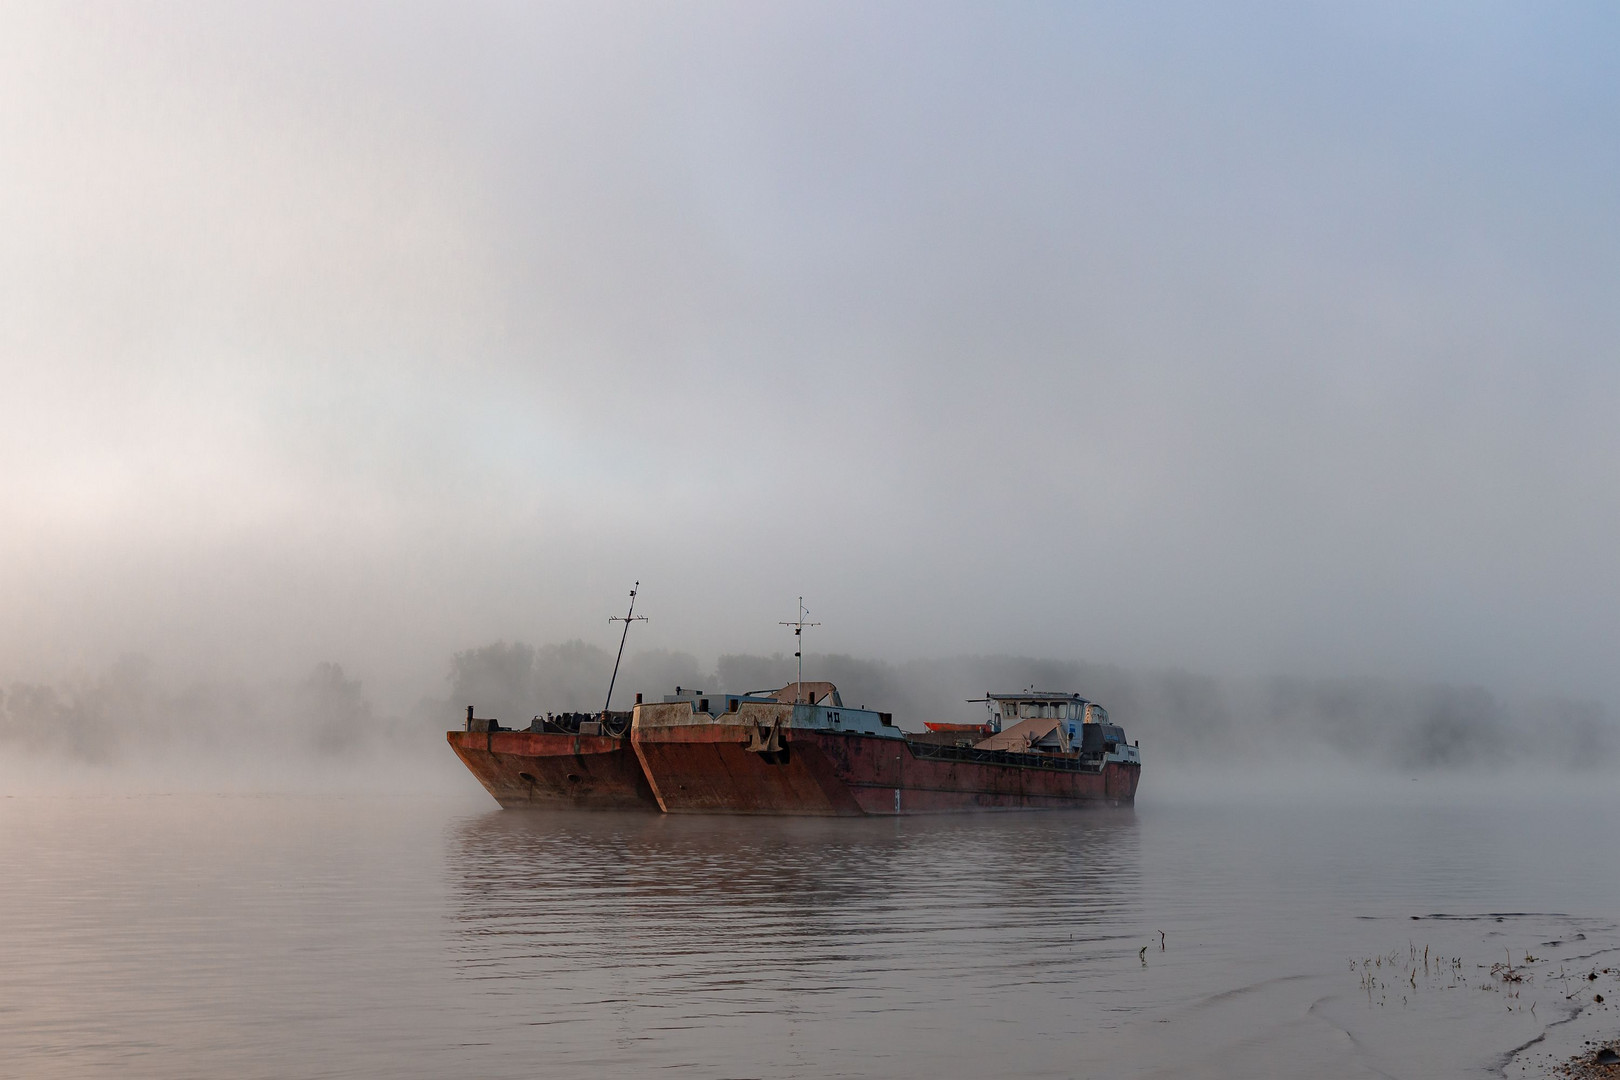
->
905, 739, 1105, 774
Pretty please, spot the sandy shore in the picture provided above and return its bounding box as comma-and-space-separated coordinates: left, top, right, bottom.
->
1550, 1039, 1620, 1078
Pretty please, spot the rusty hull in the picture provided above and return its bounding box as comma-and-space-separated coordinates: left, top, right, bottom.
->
829, 733, 1141, 813
446, 730, 659, 810
632, 711, 866, 815
631, 701, 1140, 816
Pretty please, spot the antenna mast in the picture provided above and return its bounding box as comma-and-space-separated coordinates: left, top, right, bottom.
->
604, 582, 648, 716
778, 597, 820, 704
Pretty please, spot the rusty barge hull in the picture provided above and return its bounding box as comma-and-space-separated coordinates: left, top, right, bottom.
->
631, 720, 1140, 816
446, 730, 658, 810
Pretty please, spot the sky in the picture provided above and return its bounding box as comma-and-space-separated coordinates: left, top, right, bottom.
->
2, 1, 1617, 713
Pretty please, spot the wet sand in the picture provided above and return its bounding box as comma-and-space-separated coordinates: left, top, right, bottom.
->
1550, 1039, 1619, 1078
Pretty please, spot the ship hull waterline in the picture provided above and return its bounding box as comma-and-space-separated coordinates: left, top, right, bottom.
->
631, 722, 1141, 816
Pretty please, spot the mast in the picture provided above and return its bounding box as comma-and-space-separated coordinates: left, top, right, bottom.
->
778, 597, 820, 704
603, 582, 647, 716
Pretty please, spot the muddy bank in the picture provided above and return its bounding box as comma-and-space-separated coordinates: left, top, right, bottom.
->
1549, 1039, 1619, 1078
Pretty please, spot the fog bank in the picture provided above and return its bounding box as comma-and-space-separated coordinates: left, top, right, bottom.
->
3, 643, 1610, 797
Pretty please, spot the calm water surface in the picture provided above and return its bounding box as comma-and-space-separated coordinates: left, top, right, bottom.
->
1, 789, 1616, 1079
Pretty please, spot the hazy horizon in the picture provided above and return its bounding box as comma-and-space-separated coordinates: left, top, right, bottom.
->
3, 636, 1611, 794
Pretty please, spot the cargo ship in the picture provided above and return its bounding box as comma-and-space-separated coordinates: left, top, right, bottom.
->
446, 705, 659, 809
629, 683, 1141, 815
446, 589, 1140, 814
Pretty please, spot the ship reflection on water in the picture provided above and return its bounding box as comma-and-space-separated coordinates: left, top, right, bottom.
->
443, 809, 1144, 1075
444, 807, 1144, 959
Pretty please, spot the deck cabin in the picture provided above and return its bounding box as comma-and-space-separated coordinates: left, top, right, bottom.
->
970, 692, 1138, 766
976, 692, 1110, 735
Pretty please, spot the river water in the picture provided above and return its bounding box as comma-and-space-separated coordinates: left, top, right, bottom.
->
1, 782, 1616, 1079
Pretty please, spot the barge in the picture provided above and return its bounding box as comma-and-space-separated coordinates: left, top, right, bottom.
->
630, 684, 1141, 816
445, 581, 661, 809
446, 706, 659, 809
446, 588, 1140, 814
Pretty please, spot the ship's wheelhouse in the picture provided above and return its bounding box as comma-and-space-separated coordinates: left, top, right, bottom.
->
984, 693, 1107, 731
